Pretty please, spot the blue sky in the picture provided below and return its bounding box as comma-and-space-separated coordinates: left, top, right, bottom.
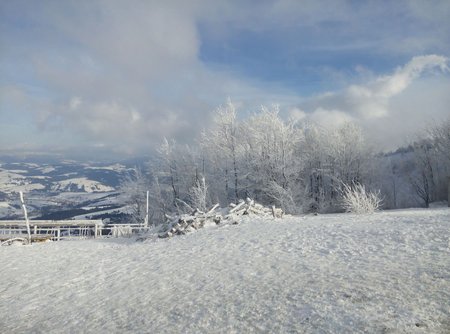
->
1, 0, 449, 158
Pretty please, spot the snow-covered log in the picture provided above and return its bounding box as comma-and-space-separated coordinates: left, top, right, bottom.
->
229, 200, 246, 214
157, 199, 283, 239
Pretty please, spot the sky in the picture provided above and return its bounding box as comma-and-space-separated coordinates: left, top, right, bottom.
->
1, 0, 449, 159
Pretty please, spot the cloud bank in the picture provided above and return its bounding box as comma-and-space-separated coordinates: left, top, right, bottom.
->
292, 55, 450, 148
1, 1, 449, 157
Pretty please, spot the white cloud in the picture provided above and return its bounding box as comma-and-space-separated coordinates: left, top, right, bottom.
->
343, 55, 449, 119
309, 108, 354, 129
374, 55, 449, 98
1, 1, 450, 156
288, 107, 307, 122
0, 1, 303, 155
298, 55, 450, 149
69, 97, 82, 111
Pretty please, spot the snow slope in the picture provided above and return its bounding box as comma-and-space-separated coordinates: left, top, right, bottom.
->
0, 169, 45, 193
51, 177, 115, 193
1, 208, 449, 333
0, 201, 19, 217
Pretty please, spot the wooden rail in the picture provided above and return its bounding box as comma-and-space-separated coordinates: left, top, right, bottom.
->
0, 220, 104, 241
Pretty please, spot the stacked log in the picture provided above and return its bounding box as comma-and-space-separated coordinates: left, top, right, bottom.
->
158, 204, 220, 238
226, 198, 283, 219
158, 199, 283, 238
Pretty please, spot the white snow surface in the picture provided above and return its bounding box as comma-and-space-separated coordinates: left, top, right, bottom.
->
85, 163, 128, 172
39, 166, 56, 174
0, 201, 19, 217
0, 169, 45, 193
51, 177, 115, 193
1, 208, 449, 333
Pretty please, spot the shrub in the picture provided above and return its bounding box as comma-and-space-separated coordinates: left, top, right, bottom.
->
341, 183, 382, 214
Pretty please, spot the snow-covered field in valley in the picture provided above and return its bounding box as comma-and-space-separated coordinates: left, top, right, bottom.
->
1, 208, 449, 333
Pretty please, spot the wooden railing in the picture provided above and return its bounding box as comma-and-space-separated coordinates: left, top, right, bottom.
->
0, 220, 104, 241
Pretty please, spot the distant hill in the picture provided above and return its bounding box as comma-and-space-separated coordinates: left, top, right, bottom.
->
0, 159, 142, 221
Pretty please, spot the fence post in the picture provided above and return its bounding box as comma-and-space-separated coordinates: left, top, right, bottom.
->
19, 191, 31, 244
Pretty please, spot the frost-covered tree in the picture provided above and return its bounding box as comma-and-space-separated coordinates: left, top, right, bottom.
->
299, 123, 328, 211
147, 102, 386, 216
408, 140, 437, 208
429, 118, 450, 163
147, 175, 170, 225
428, 118, 450, 205
158, 138, 181, 205
190, 176, 209, 212
328, 122, 372, 185
299, 122, 374, 212
122, 101, 450, 218
241, 105, 303, 212
119, 168, 150, 225
156, 139, 203, 213
376, 155, 401, 209
201, 99, 241, 203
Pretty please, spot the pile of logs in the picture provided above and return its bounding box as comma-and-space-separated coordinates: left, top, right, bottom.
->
226, 198, 284, 220
158, 198, 283, 238
158, 204, 220, 238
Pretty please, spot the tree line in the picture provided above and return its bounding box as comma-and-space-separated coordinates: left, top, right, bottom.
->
121, 101, 450, 225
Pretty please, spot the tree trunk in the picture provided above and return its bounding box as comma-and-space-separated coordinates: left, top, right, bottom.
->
225, 166, 229, 202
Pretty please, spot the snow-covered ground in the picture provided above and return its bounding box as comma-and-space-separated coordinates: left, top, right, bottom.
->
0, 201, 18, 218
0, 169, 46, 193
51, 177, 115, 193
1, 208, 449, 333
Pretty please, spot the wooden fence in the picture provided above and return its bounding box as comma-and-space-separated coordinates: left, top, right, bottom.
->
0, 220, 104, 242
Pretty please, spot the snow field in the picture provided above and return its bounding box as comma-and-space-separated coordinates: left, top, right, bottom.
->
0, 208, 449, 333
51, 177, 115, 193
